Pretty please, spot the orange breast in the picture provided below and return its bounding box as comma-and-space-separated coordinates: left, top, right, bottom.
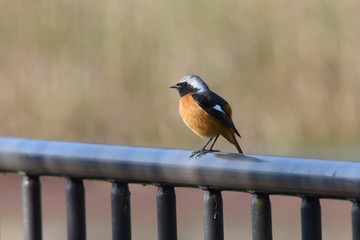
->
179, 94, 227, 138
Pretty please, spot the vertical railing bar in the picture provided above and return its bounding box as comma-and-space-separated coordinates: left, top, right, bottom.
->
66, 177, 86, 240
111, 182, 131, 240
301, 197, 322, 240
156, 185, 177, 240
352, 200, 360, 240
22, 175, 43, 240
251, 193, 273, 240
203, 189, 224, 240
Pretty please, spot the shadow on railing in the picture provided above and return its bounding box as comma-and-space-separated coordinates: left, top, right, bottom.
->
0, 137, 359, 240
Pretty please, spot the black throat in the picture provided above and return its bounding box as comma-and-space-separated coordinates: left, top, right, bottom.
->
178, 86, 199, 97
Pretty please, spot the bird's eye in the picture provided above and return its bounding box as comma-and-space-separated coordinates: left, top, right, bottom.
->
182, 82, 188, 87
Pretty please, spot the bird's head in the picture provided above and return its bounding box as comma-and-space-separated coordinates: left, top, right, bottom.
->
170, 75, 209, 97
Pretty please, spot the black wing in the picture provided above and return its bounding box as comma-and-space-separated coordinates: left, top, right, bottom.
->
192, 91, 241, 137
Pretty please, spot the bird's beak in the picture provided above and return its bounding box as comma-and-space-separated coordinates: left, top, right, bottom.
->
170, 84, 179, 89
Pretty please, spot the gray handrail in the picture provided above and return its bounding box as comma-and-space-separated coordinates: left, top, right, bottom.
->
0, 137, 359, 199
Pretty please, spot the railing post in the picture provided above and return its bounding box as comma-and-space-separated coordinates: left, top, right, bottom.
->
66, 178, 86, 240
204, 189, 224, 240
112, 182, 131, 240
251, 193, 272, 240
352, 201, 360, 240
157, 185, 177, 240
22, 175, 42, 240
301, 197, 322, 240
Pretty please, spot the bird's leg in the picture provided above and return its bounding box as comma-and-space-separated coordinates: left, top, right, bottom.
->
208, 134, 220, 152
190, 137, 213, 158
202, 137, 215, 150
190, 135, 220, 158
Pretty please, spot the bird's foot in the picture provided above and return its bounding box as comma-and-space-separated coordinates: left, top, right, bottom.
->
190, 149, 221, 159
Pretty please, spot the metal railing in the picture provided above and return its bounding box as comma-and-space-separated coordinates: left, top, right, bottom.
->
0, 137, 359, 240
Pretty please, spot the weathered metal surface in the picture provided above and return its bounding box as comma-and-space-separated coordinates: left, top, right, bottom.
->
0, 137, 360, 198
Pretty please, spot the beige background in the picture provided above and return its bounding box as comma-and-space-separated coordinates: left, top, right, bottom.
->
0, 1, 359, 239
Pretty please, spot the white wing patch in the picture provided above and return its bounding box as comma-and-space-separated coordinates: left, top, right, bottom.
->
213, 104, 226, 114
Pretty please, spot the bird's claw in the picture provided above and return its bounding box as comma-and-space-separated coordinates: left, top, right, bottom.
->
190, 149, 221, 159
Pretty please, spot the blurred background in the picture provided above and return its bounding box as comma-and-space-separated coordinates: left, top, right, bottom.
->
0, 0, 359, 239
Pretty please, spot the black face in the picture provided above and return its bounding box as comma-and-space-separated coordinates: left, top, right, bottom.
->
170, 82, 198, 97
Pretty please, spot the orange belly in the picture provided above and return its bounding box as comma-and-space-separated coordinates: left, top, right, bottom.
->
179, 94, 226, 138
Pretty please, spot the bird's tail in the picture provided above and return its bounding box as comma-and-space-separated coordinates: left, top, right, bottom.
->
233, 136, 243, 154
224, 131, 244, 154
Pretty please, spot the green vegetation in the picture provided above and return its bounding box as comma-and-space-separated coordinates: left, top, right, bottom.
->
0, 0, 359, 155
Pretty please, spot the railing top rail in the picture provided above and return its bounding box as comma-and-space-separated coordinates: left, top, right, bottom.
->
0, 137, 359, 199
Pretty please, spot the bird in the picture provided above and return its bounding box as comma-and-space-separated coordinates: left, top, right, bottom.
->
170, 74, 243, 157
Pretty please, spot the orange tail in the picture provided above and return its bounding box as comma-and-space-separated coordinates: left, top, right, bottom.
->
222, 129, 244, 154
232, 135, 243, 154
224, 131, 243, 154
